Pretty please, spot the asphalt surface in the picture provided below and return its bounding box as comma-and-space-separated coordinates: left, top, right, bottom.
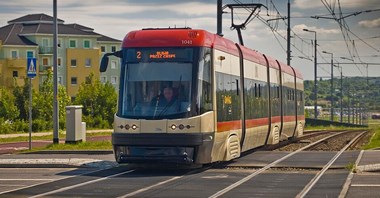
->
1, 131, 380, 197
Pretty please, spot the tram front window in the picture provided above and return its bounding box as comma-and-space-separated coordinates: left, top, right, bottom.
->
121, 61, 192, 119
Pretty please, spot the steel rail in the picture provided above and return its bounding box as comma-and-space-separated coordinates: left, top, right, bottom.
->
296, 131, 367, 198
30, 169, 136, 198
208, 131, 349, 198
117, 165, 214, 197
0, 166, 119, 196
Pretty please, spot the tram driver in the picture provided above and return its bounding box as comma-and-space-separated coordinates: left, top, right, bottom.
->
151, 87, 180, 113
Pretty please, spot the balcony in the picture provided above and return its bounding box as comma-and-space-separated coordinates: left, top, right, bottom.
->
39, 46, 54, 54
6, 58, 27, 68
39, 65, 52, 74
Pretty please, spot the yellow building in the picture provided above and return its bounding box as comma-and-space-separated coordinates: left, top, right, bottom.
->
0, 14, 121, 100
66, 48, 100, 98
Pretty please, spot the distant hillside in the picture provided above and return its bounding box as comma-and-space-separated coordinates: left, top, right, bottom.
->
304, 77, 380, 111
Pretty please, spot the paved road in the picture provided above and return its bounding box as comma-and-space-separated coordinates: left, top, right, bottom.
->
1, 150, 379, 197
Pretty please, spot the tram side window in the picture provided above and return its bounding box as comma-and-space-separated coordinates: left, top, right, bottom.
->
258, 84, 261, 98
254, 83, 258, 98
197, 48, 213, 114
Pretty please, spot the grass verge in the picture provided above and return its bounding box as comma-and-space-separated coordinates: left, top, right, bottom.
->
42, 141, 112, 151
363, 126, 380, 150
1, 132, 111, 143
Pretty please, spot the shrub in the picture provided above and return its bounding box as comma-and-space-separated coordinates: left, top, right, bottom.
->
12, 119, 29, 132
32, 119, 51, 132
0, 118, 13, 134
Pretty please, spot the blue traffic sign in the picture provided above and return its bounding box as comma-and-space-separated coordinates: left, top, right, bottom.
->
27, 58, 37, 78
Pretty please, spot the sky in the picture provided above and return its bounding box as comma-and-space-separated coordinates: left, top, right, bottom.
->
0, 0, 379, 80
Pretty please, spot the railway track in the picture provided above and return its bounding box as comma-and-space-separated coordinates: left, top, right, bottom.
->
209, 130, 367, 197
0, 130, 369, 198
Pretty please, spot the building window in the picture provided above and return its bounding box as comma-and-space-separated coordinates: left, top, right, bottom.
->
85, 58, 91, 67
58, 39, 62, 48
11, 50, 18, 58
111, 60, 117, 69
71, 59, 77, 67
71, 77, 77, 85
111, 45, 116, 52
13, 71, 18, 77
85, 76, 91, 84
84, 40, 91, 48
42, 58, 49, 66
69, 40, 77, 48
26, 51, 34, 58
100, 76, 107, 83
42, 38, 49, 47
100, 46, 106, 53
111, 76, 117, 85
58, 57, 62, 67
58, 76, 62, 84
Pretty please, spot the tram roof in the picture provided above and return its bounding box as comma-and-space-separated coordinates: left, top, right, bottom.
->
122, 28, 302, 79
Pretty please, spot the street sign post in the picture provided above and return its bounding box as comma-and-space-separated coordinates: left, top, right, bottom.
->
27, 57, 36, 150
27, 58, 37, 78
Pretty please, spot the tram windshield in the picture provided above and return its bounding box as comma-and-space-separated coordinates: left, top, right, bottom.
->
118, 47, 211, 119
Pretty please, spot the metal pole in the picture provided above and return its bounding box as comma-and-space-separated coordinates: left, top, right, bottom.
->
53, 0, 59, 144
314, 33, 318, 119
340, 67, 343, 123
330, 55, 333, 121
287, 0, 291, 66
217, 0, 223, 36
29, 78, 32, 150
366, 64, 369, 86
347, 81, 350, 124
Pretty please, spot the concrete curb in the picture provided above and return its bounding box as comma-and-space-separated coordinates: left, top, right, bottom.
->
356, 163, 380, 173
0, 158, 118, 169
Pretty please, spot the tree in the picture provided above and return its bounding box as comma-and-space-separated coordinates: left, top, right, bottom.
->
13, 79, 30, 120
32, 70, 71, 130
0, 87, 19, 121
74, 73, 117, 128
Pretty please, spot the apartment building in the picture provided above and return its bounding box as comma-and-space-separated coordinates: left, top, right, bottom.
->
0, 14, 121, 99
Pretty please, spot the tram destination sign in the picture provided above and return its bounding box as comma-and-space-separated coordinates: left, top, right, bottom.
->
126, 48, 193, 63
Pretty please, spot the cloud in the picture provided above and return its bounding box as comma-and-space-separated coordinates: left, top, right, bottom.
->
293, 0, 380, 9
293, 0, 322, 9
359, 18, 380, 28
293, 24, 340, 35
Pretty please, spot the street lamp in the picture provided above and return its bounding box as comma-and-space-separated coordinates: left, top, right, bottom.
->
334, 64, 343, 123
303, 28, 318, 119
340, 57, 353, 62
323, 50, 334, 122
340, 57, 354, 123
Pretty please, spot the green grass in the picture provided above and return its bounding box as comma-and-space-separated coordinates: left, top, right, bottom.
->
368, 118, 380, 127
42, 140, 112, 151
363, 126, 380, 150
0, 132, 111, 143
304, 125, 367, 131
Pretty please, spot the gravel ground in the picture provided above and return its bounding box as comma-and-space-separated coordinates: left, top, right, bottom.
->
275, 131, 370, 152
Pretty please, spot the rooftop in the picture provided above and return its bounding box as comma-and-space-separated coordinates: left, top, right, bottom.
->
0, 13, 121, 46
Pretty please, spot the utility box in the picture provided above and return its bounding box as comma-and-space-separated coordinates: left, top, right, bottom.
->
66, 105, 85, 143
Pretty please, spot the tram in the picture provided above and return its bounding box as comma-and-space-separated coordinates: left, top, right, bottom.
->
100, 28, 304, 165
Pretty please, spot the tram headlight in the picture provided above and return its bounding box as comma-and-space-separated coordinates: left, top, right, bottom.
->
125, 124, 130, 130
170, 124, 177, 130
178, 124, 185, 130
131, 124, 138, 130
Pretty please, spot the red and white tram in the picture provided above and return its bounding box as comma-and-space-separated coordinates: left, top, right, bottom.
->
100, 28, 304, 165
